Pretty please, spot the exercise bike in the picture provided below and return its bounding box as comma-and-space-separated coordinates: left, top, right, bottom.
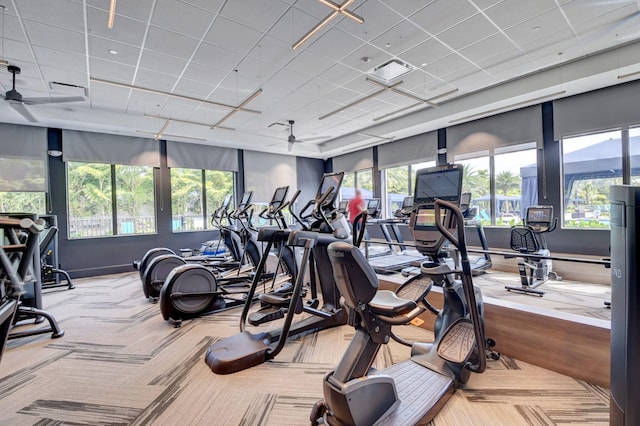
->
506, 205, 561, 296
311, 164, 496, 425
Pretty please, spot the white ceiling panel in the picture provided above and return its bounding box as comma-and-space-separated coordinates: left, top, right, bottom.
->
151, 0, 216, 39
401, 38, 454, 68
306, 29, 364, 62
15, 0, 84, 32
504, 9, 572, 47
21, 21, 85, 55
378, 0, 435, 18
89, 36, 141, 67
182, 62, 227, 86
134, 68, 179, 92
484, 0, 558, 29
144, 26, 200, 60
86, 7, 148, 47
205, 17, 262, 55
86, 0, 155, 22
411, 0, 479, 36
89, 58, 136, 83
459, 33, 517, 65
139, 50, 188, 77
191, 41, 243, 70
438, 14, 498, 52
219, 0, 289, 33
177, 0, 226, 14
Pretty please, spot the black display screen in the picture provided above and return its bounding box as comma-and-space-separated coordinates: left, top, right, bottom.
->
527, 206, 552, 225
367, 198, 380, 213
270, 186, 289, 209
316, 172, 344, 206
414, 166, 462, 204
221, 194, 232, 209
238, 191, 253, 208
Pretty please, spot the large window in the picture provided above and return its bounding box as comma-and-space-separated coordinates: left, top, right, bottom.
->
0, 192, 46, 214
170, 168, 234, 232
455, 145, 537, 226
341, 169, 373, 202
562, 130, 622, 229
382, 160, 436, 217
67, 162, 156, 238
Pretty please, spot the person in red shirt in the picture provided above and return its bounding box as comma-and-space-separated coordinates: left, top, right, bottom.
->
348, 189, 365, 223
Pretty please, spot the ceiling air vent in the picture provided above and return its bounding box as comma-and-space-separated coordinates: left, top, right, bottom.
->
369, 59, 415, 82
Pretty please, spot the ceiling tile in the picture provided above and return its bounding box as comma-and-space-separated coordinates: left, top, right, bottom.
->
32, 46, 86, 73
340, 0, 404, 42
151, 0, 216, 39
561, 0, 639, 27
378, 0, 436, 18
437, 14, 498, 51
459, 33, 516, 65
205, 17, 263, 54
401, 38, 453, 68
191, 41, 243, 69
318, 62, 362, 87
40, 65, 88, 89
182, 62, 227, 86
504, 9, 572, 47
219, 0, 289, 32
86, 0, 155, 22
134, 68, 179, 92
2, 40, 36, 64
484, 0, 558, 29
14, 0, 84, 32
173, 78, 218, 99
89, 58, 136, 83
410, 0, 479, 36
22, 21, 85, 55
144, 26, 200, 60
139, 50, 188, 77
306, 29, 364, 62
89, 36, 141, 67
87, 7, 148, 47
370, 20, 431, 58
284, 50, 333, 76
177, 0, 226, 14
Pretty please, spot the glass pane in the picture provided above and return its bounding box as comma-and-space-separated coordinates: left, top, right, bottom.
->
494, 148, 537, 227
457, 157, 491, 225
115, 165, 156, 235
67, 162, 113, 238
631, 127, 640, 185
384, 166, 409, 218
0, 192, 46, 214
171, 168, 204, 231
205, 170, 234, 228
410, 160, 436, 194
357, 169, 373, 193
562, 130, 622, 229
341, 172, 355, 201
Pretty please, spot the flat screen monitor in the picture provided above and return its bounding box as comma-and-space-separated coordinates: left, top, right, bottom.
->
414, 165, 463, 205
401, 196, 414, 210
221, 194, 233, 210
526, 206, 552, 226
366, 198, 380, 214
338, 200, 348, 213
270, 186, 289, 210
316, 172, 344, 207
238, 191, 253, 208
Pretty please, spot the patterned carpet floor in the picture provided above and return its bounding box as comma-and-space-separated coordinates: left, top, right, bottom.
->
0, 271, 610, 425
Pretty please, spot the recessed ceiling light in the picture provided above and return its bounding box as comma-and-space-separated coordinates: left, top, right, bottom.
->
531, 26, 541, 32
108, 49, 118, 55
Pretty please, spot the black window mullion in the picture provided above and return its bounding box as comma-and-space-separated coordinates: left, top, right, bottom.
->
111, 164, 118, 235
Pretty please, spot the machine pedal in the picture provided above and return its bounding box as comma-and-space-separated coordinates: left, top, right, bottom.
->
248, 307, 285, 326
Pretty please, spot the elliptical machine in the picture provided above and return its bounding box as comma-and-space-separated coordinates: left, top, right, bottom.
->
204, 172, 352, 374
506, 205, 561, 296
158, 187, 298, 326
311, 164, 496, 425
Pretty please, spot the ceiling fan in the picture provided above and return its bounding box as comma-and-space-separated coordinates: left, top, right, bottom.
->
285, 120, 331, 152
4, 65, 85, 122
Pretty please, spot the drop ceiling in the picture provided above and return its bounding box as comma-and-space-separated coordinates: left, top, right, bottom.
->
0, 0, 640, 159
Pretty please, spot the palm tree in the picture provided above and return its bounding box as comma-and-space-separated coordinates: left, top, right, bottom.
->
495, 170, 520, 196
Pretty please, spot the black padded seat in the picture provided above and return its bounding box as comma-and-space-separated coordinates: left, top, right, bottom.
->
369, 290, 418, 317
510, 226, 539, 253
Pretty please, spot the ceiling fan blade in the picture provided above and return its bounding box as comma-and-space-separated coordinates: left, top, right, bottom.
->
23, 96, 86, 105
287, 141, 294, 152
297, 136, 332, 142
9, 101, 38, 122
